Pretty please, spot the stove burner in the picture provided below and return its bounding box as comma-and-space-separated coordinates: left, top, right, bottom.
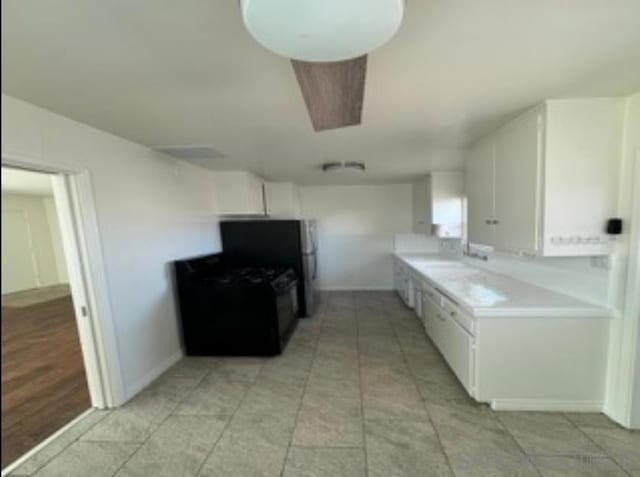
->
208, 266, 291, 288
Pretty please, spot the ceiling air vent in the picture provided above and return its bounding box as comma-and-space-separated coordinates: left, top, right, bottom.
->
321, 161, 366, 172
156, 145, 226, 160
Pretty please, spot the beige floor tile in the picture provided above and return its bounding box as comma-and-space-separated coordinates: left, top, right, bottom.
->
199, 431, 288, 477
427, 401, 539, 476
577, 425, 640, 472
283, 447, 366, 477
116, 415, 227, 477
32, 442, 138, 477
292, 393, 363, 447
365, 418, 452, 477
531, 455, 629, 476
497, 412, 606, 457
10, 410, 111, 476
173, 378, 251, 416
17, 292, 638, 477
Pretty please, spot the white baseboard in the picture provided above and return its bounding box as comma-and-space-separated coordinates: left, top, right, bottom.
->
122, 349, 183, 403
491, 399, 603, 412
1, 408, 96, 477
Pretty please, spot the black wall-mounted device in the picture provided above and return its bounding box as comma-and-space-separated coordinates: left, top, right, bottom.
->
606, 218, 623, 235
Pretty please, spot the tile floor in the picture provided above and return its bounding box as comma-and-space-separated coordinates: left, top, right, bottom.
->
9, 291, 640, 477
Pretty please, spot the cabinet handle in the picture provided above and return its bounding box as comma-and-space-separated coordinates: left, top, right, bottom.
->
492, 219, 499, 225
485, 219, 491, 225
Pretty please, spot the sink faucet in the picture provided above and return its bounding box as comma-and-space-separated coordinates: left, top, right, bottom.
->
463, 244, 488, 261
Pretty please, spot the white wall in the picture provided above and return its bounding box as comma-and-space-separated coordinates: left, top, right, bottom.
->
299, 184, 413, 290
605, 90, 640, 428
1, 192, 66, 293
2, 94, 221, 402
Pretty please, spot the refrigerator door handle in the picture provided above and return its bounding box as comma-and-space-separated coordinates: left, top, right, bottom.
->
312, 252, 318, 280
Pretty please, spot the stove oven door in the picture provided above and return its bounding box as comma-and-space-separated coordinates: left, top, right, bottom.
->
275, 279, 298, 349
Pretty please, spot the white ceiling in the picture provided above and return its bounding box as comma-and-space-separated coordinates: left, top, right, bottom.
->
2, 0, 639, 185
1, 167, 54, 196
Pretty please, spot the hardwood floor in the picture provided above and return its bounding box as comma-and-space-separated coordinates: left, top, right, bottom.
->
1, 294, 91, 469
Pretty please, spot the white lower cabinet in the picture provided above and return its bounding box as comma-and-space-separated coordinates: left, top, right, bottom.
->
397, 257, 610, 412
422, 293, 436, 338
393, 259, 416, 308
474, 317, 608, 410
425, 295, 443, 347
414, 287, 423, 320
438, 311, 474, 395
418, 282, 607, 410
422, 289, 475, 396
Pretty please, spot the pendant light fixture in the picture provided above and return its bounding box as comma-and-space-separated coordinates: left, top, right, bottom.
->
240, 0, 404, 131
240, 0, 405, 62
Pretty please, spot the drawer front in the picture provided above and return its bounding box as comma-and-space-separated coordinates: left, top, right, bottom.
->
423, 283, 441, 306
440, 314, 474, 394
442, 299, 475, 335
422, 294, 440, 342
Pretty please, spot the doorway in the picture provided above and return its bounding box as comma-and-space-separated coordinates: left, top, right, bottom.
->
1, 166, 100, 469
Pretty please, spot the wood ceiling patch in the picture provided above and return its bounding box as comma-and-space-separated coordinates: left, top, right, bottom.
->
291, 55, 367, 132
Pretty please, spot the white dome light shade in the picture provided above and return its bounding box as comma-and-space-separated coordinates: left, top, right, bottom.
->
240, 0, 404, 62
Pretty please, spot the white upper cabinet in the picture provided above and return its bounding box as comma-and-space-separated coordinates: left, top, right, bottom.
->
413, 176, 431, 234
413, 171, 464, 237
465, 137, 495, 246
263, 182, 300, 217
493, 107, 542, 254
464, 98, 623, 256
213, 171, 266, 216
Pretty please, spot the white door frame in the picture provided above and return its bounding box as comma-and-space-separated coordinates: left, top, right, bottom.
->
625, 147, 640, 428
2, 156, 124, 408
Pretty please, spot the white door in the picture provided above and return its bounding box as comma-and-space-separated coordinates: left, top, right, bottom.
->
494, 108, 541, 254
465, 137, 495, 246
2, 210, 39, 295
1, 210, 39, 294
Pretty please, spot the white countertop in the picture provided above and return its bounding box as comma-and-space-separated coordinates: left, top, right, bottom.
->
394, 253, 613, 318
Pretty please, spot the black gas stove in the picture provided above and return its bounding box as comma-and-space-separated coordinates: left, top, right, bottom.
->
173, 254, 298, 356
211, 267, 292, 287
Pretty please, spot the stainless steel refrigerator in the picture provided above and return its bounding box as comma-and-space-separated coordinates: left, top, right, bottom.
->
220, 219, 318, 317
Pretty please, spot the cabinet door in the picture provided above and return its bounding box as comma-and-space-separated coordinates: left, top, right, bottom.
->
422, 293, 440, 342
246, 174, 266, 215
439, 314, 474, 395
264, 182, 300, 217
465, 138, 495, 245
412, 176, 431, 234
494, 109, 541, 253
214, 172, 250, 214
